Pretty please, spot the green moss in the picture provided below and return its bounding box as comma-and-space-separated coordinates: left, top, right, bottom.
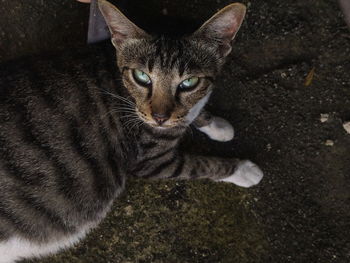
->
28, 179, 266, 263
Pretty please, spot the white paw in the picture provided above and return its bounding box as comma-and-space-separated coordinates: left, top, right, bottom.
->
198, 116, 234, 142
218, 160, 263, 188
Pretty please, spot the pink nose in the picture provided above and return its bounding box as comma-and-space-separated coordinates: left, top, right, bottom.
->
152, 113, 170, 125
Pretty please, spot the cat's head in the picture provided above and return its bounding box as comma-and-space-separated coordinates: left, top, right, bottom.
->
98, 0, 246, 129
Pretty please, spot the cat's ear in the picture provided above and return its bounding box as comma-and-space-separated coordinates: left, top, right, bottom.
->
98, 0, 150, 48
193, 3, 246, 57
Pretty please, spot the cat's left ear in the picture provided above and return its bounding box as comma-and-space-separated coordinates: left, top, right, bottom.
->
193, 3, 246, 57
98, 0, 150, 48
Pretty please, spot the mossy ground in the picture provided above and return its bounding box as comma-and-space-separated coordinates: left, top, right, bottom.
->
27, 180, 265, 263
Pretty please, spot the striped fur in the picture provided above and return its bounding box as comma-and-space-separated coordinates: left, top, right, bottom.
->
0, 2, 262, 262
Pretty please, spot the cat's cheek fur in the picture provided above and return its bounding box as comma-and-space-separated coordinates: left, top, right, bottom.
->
198, 116, 234, 142
185, 92, 212, 124
217, 160, 263, 187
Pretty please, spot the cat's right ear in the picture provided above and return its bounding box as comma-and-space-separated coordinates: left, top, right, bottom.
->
98, 0, 150, 48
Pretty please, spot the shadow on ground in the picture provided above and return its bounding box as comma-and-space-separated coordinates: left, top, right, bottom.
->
1, 0, 349, 262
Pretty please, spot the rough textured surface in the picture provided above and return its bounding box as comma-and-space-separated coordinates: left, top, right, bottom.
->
25, 181, 265, 263
0, 0, 89, 62
1, 0, 349, 262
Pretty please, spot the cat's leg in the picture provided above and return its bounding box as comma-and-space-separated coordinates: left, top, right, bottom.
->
133, 152, 263, 188
193, 110, 234, 142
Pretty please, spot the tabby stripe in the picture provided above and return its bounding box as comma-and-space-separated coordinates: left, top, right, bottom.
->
107, 147, 124, 188
69, 121, 116, 201
32, 59, 121, 199
142, 126, 180, 141
44, 59, 121, 201
170, 44, 183, 69
6, 77, 81, 203
80, 53, 120, 139
98, 120, 123, 188
155, 38, 164, 67
0, 203, 31, 235
0, 137, 45, 186
16, 102, 82, 201
168, 155, 185, 178
143, 154, 177, 179
140, 146, 176, 164
132, 146, 176, 174
92, 76, 119, 133
17, 193, 73, 233
26, 67, 57, 107
139, 141, 157, 149
82, 77, 124, 189
147, 58, 155, 72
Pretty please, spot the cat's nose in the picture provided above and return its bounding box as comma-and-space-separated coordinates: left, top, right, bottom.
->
151, 112, 170, 125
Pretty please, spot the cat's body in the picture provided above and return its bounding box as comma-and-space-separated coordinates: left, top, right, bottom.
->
0, 45, 130, 262
0, 1, 263, 262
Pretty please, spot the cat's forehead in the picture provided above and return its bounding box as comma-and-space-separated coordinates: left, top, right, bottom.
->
120, 36, 220, 76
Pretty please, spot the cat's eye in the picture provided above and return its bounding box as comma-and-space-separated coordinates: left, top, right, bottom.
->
178, 77, 199, 91
132, 69, 151, 86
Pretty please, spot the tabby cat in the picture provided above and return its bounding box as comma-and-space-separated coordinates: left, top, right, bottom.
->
0, 0, 263, 262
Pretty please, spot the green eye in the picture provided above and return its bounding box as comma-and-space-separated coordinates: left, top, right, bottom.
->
179, 77, 199, 90
132, 69, 151, 86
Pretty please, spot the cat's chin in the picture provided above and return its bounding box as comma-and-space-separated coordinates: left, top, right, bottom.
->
149, 124, 175, 130
154, 126, 169, 130
146, 122, 186, 131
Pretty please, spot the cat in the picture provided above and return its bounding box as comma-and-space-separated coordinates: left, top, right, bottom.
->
0, 0, 263, 262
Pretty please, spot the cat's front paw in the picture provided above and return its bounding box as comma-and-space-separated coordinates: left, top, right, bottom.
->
218, 160, 263, 187
198, 116, 234, 142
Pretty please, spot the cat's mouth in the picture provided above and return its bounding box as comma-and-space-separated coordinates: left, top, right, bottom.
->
137, 114, 185, 129
145, 120, 182, 129
133, 108, 188, 130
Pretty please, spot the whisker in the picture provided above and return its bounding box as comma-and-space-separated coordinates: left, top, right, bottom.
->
187, 124, 195, 139
104, 91, 135, 106
100, 108, 135, 119
112, 106, 136, 112
123, 118, 139, 128
91, 87, 135, 106
119, 114, 138, 119
129, 119, 145, 135
125, 117, 144, 132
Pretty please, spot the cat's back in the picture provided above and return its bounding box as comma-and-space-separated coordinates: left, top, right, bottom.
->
0, 43, 126, 252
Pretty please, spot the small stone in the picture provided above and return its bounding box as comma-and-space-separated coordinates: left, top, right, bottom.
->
162, 8, 168, 15
325, 140, 334, 146
266, 143, 272, 151
124, 205, 133, 216
320, 113, 329, 123
342, 121, 350, 134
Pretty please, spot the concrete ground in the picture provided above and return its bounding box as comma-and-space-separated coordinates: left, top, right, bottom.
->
1, 0, 349, 262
